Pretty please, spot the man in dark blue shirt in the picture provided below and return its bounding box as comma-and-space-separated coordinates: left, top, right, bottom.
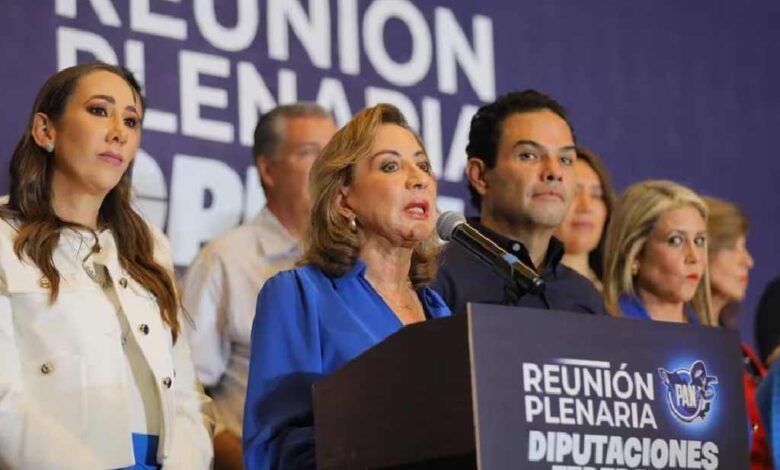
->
433, 90, 606, 316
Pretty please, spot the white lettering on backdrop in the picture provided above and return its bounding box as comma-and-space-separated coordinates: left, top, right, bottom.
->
53, 0, 494, 263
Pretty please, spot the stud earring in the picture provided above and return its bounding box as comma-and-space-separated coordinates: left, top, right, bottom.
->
631, 262, 639, 276
44, 142, 54, 153
349, 217, 357, 231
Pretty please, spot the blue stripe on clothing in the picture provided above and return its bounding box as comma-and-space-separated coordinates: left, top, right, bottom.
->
114, 434, 160, 470
757, 361, 780, 466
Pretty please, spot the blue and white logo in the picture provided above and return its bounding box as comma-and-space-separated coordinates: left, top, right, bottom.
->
658, 360, 718, 423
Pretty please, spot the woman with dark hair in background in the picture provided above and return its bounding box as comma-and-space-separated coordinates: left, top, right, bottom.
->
0, 63, 213, 469
242, 104, 450, 469
554, 146, 616, 291
704, 195, 772, 469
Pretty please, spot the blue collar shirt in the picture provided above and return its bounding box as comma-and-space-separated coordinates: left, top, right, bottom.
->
242, 260, 450, 469
618, 295, 700, 324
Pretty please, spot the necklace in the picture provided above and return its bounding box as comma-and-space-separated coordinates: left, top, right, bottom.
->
63, 229, 126, 348
63, 229, 108, 287
392, 297, 416, 312
370, 279, 420, 314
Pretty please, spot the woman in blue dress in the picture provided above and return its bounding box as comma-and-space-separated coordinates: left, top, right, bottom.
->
602, 179, 711, 324
242, 104, 450, 469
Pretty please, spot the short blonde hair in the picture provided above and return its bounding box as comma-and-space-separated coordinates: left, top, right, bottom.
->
300, 103, 439, 287
702, 195, 749, 255
602, 180, 713, 325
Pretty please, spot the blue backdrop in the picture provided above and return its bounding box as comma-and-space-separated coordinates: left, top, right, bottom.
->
0, 0, 778, 345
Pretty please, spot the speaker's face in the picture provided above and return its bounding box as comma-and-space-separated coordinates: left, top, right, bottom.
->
343, 124, 437, 249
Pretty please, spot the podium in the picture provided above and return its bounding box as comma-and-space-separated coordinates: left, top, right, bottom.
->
313, 304, 749, 469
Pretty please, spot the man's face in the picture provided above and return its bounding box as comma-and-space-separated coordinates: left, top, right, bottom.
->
259, 115, 337, 208
477, 110, 577, 229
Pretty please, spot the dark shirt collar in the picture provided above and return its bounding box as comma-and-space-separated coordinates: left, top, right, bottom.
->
468, 217, 564, 276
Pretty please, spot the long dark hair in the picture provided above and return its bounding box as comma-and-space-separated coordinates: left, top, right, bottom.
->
0, 62, 182, 340
576, 146, 616, 281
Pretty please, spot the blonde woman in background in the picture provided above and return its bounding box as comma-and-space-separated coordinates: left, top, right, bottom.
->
242, 104, 450, 469
704, 196, 755, 326
704, 196, 772, 469
602, 180, 712, 324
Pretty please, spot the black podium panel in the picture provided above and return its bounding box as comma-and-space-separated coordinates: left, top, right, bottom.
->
314, 304, 748, 470
313, 314, 476, 469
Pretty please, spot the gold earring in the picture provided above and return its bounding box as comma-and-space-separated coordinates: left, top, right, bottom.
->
349, 217, 357, 231
631, 262, 639, 276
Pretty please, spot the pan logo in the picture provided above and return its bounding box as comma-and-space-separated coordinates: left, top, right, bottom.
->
658, 360, 718, 423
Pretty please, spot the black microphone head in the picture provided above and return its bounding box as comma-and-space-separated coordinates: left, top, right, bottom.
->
436, 211, 467, 241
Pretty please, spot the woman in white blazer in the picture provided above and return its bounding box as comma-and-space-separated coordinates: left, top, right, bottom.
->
0, 63, 213, 469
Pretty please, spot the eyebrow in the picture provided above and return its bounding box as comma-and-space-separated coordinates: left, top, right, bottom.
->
664, 229, 707, 236
297, 141, 325, 149
513, 140, 577, 153
369, 149, 427, 163
85, 94, 139, 115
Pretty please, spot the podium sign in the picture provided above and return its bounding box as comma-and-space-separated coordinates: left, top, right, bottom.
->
313, 304, 748, 469
469, 304, 748, 470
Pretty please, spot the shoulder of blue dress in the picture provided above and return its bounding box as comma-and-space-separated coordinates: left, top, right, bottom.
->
284, 263, 328, 283
260, 264, 311, 291
332, 258, 367, 289
262, 264, 334, 303
618, 295, 650, 320
420, 286, 452, 318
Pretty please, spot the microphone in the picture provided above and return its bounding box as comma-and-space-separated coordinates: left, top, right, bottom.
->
437, 212, 545, 295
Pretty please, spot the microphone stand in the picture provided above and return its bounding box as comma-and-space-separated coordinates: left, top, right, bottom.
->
501, 263, 549, 308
